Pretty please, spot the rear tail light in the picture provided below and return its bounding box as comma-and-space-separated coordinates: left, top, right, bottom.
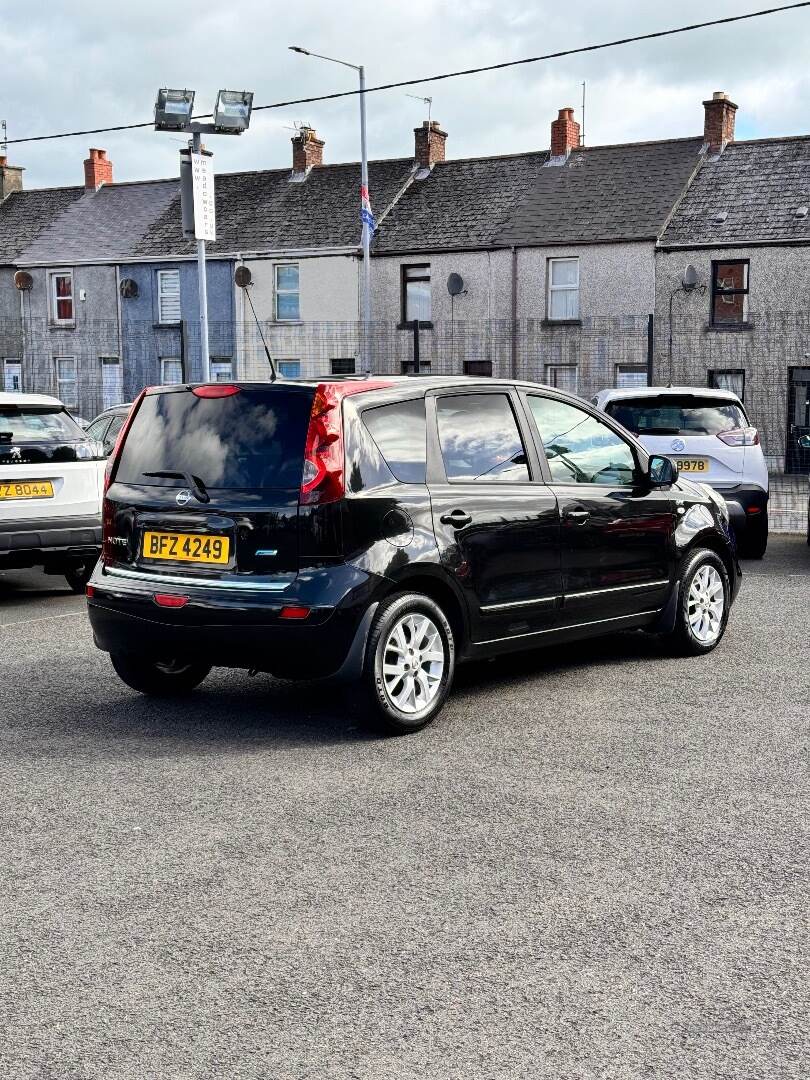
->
717, 426, 759, 446
192, 384, 240, 398
300, 380, 392, 506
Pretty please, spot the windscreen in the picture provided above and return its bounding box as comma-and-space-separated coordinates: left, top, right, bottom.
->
115, 387, 315, 490
606, 395, 747, 437
0, 406, 86, 443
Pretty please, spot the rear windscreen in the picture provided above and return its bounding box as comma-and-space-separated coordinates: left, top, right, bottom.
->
115, 387, 314, 490
0, 406, 86, 443
606, 396, 747, 437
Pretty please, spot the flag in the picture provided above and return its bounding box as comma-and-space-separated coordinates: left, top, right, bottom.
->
360, 184, 376, 234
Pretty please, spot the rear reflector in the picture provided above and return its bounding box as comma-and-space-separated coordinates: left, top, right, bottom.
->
279, 605, 310, 620
192, 384, 240, 398
746, 506, 762, 514
154, 594, 189, 608
86, 585, 95, 599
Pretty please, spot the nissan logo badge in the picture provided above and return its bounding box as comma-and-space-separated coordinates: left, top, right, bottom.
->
176, 489, 192, 506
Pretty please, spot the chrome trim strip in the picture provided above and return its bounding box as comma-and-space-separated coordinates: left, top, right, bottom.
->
566, 579, 670, 600
103, 566, 290, 592
480, 595, 560, 613
474, 610, 659, 647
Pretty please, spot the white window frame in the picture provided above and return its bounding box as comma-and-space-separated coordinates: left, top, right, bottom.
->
276, 359, 301, 379
55, 356, 78, 408
546, 257, 580, 322
210, 359, 233, 383
48, 269, 75, 326
615, 364, 648, 389
100, 356, 124, 409
274, 264, 300, 322
157, 269, 181, 325
3, 359, 22, 392
160, 357, 183, 385
544, 363, 579, 394
402, 264, 432, 323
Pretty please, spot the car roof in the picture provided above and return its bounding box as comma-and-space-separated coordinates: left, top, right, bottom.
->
0, 391, 65, 408
595, 385, 743, 404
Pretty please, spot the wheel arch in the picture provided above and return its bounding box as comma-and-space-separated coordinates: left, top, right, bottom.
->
681, 531, 736, 589
383, 569, 470, 655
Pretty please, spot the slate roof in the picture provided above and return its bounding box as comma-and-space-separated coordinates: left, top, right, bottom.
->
659, 137, 810, 247
0, 186, 85, 262
499, 137, 704, 245
14, 179, 179, 264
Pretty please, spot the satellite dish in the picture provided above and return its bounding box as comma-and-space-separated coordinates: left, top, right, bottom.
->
682, 265, 699, 290
234, 265, 253, 289
447, 272, 465, 297
14, 271, 33, 291
119, 278, 139, 299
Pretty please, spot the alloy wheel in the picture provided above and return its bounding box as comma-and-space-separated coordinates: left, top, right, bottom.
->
382, 612, 445, 714
687, 564, 725, 644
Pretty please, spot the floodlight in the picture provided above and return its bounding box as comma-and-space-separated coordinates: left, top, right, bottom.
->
214, 90, 254, 133
154, 88, 195, 130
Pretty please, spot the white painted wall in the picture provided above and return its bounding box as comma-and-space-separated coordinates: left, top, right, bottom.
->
239, 254, 360, 322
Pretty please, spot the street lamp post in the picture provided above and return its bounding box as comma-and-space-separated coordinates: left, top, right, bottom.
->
289, 48, 373, 367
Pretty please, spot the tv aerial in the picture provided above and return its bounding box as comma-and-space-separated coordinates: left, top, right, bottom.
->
405, 93, 433, 125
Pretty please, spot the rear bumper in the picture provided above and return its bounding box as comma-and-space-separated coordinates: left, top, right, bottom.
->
0, 513, 101, 566
712, 484, 769, 532
86, 561, 386, 681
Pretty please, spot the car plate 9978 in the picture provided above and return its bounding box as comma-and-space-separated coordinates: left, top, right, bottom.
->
142, 531, 229, 565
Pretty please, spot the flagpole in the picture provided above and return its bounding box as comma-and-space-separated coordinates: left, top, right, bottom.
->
358, 64, 372, 372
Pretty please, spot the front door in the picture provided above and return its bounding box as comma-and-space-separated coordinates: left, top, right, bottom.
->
428, 389, 562, 644
786, 367, 810, 474
523, 392, 676, 626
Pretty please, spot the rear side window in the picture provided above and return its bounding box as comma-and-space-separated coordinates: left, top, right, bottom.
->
436, 393, 529, 483
607, 395, 747, 436
0, 406, 85, 442
115, 387, 314, 490
362, 399, 427, 484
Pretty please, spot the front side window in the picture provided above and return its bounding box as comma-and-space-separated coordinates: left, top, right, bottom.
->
157, 269, 181, 325
436, 393, 530, 483
160, 357, 183, 385
275, 264, 300, 321
711, 261, 749, 325
55, 356, 77, 408
529, 396, 636, 486
49, 271, 74, 324
547, 258, 579, 321
544, 364, 578, 393
211, 359, 233, 383
277, 360, 301, 379
363, 398, 427, 484
103, 414, 125, 455
402, 265, 431, 323
3, 359, 21, 392
708, 369, 745, 401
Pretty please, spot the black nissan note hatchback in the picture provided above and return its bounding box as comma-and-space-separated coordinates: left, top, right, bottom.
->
87, 377, 740, 733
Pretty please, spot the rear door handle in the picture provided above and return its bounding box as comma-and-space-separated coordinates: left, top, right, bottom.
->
440, 509, 472, 528
564, 509, 590, 524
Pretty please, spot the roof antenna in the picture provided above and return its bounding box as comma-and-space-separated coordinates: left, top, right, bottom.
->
1, 121, 7, 157
234, 265, 278, 381
405, 93, 433, 125
581, 82, 586, 146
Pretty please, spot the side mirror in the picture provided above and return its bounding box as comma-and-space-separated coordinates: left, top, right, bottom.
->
648, 455, 678, 487
798, 434, 810, 450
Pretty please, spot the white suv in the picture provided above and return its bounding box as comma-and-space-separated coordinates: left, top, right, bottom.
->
0, 392, 105, 591
593, 386, 769, 558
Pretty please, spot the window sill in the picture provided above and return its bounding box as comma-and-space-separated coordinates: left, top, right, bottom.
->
706, 322, 754, 333
273, 319, 303, 326
397, 321, 433, 331
49, 322, 76, 330
154, 322, 181, 329
541, 319, 582, 328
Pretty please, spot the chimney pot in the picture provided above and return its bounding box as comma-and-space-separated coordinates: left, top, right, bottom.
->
291, 127, 325, 174
550, 106, 581, 159
414, 120, 447, 169
703, 91, 737, 154
84, 147, 113, 190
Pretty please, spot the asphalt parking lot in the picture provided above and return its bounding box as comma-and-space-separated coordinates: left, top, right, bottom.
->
1, 537, 807, 1079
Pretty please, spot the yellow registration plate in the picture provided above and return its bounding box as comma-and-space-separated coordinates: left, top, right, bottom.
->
674, 458, 709, 473
142, 531, 230, 565
0, 479, 54, 500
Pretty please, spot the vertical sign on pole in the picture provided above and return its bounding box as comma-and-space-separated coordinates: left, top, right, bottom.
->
190, 138, 214, 382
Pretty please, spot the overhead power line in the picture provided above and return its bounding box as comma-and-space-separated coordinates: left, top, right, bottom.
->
6, 2, 810, 147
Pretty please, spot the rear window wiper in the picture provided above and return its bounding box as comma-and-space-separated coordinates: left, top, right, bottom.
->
142, 470, 210, 504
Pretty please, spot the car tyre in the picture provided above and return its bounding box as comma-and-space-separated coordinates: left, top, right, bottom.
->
110, 653, 212, 697
360, 592, 455, 735
738, 515, 768, 560
64, 559, 96, 594
664, 548, 730, 657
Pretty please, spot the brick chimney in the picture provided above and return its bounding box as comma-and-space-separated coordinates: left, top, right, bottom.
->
0, 156, 24, 200
291, 127, 325, 173
414, 120, 447, 169
84, 148, 113, 190
550, 107, 580, 158
703, 91, 737, 155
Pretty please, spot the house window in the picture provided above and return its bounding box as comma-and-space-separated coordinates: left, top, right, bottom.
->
160, 357, 183, 385
275, 265, 300, 321
211, 359, 233, 382
547, 258, 579, 321
544, 364, 578, 393
401, 360, 431, 376
615, 364, 648, 389
55, 356, 77, 408
463, 360, 493, 377
3, 359, 21, 392
277, 360, 301, 379
330, 358, 356, 376
49, 270, 74, 325
100, 357, 123, 409
157, 269, 181, 325
402, 265, 431, 323
708, 368, 745, 401
711, 261, 749, 326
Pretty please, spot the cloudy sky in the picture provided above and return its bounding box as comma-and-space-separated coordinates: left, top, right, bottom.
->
2, 1, 810, 189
